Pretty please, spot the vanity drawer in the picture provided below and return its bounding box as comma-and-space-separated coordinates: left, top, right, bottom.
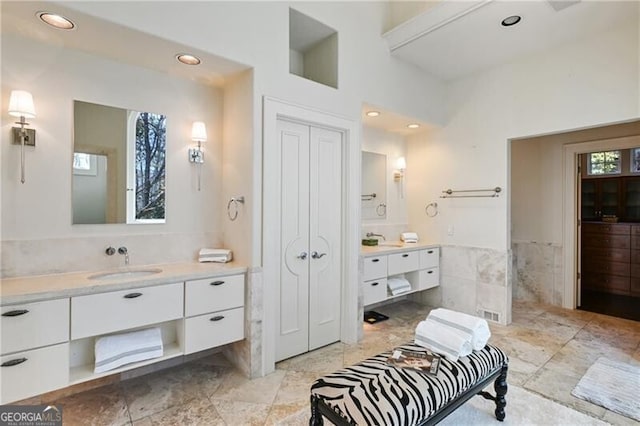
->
1, 298, 69, 355
419, 268, 440, 290
183, 307, 244, 354
419, 248, 440, 269
0, 343, 69, 404
363, 256, 387, 281
363, 278, 387, 306
71, 283, 184, 339
388, 251, 420, 275
185, 274, 244, 317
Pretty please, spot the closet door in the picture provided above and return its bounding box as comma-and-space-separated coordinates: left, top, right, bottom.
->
308, 126, 342, 351
274, 120, 343, 361
276, 119, 311, 361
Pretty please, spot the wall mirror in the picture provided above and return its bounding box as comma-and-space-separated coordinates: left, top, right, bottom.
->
361, 151, 387, 220
72, 100, 166, 224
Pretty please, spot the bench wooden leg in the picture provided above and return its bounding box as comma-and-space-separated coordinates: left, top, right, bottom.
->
494, 364, 508, 421
310, 395, 324, 426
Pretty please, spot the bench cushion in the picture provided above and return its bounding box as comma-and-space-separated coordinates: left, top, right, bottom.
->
311, 343, 508, 426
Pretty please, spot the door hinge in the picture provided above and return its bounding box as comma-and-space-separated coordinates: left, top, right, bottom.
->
577, 219, 581, 227
577, 272, 581, 279
577, 165, 581, 175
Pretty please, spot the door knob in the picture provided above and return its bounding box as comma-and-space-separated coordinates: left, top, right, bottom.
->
297, 252, 308, 260
311, 251, 327, 259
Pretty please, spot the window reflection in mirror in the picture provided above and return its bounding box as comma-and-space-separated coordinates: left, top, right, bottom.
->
362, 151, 387, 220
72, 100, 166, 224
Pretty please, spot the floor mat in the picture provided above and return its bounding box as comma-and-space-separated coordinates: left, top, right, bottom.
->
571, 357, 640, 421
363, 310, 389, 324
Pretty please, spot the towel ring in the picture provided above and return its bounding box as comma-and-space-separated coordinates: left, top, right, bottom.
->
227, 196, 245, 221
376, 203, 387, 217
425, 202, 438, 217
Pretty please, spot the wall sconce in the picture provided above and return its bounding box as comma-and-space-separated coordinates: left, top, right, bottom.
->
8, 90, 37, 184
189, 121, 207, 191
394, 157, 406, 181
394, 157, 406, 199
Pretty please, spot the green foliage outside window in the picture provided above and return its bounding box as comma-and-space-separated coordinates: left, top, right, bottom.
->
588, 150, 621, 175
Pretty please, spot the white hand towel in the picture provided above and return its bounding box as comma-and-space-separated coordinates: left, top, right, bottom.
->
94, 328, 163, 373
414, 319, 473, 362
199, 248, 233, 263
387, 276, 411, 296
427, 308, 491, 351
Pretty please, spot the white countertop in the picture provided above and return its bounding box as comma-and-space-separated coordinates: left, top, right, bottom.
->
0, 261, 248, 306
360, 241, 439, 256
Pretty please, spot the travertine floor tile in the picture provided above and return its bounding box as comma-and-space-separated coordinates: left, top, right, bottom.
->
212, 399, 271, 425
276, 342, 344, 374
55, 384, 130, 426
211, 369, 286, 405
131, 396, 223, 426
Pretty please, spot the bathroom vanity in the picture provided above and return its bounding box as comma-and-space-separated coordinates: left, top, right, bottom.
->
0, 262, 246, 404
361, 243, 440, 306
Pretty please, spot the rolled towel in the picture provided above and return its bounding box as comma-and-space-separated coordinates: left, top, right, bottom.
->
94, 328, 163, 373
427, 308, 491, 351
414, 319, 472, 362
387, 276, 412, 296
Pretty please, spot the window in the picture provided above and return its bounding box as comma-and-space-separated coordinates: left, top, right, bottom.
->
72, 152, 97, 176
631, 148, 640, 173
587, 150, 621, 175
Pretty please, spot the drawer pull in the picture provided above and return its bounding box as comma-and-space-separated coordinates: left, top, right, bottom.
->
123, 292, 143, 299
210, 281, 225, 286
402, 254, 409, 258
371, 282, 380, 286
427, 250, 434, 254
427, 270, 434, 274
210, 315, 225, 322
1, 358, 27, 367
372, 259, 380, 263
2, 309, 29, 317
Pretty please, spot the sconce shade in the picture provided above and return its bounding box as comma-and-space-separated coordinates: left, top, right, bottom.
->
8, 90, 36, 119
397, 157, 407, 170
191, 121, 207, 142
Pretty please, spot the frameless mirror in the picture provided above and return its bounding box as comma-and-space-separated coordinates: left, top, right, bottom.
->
361, 151, 387, 220
72, 100, 166, 224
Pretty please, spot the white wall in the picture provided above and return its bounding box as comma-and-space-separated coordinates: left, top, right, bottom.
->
1, 34, 223, 275
408, 23, 639, 251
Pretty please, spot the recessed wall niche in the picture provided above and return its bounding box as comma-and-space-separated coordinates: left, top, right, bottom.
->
289, 8, 338, 89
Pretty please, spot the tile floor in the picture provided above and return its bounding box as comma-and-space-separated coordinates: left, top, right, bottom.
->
30, 300, 640, 425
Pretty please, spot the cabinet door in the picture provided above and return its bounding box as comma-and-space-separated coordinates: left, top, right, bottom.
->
599, 178, 620, 218
623, 177, 640, 221
581, 179, 598, 221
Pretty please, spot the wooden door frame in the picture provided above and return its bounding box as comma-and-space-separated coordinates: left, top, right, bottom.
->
262, 97, 360, 375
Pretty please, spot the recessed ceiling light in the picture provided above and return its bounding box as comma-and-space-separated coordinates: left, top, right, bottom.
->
501, 15, 521, 27
37, 12, 75, 30
176, 54, 201, 65
407, 123, 420, 129
366, 111, 380, 117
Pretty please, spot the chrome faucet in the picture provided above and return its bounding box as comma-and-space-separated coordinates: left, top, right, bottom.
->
118, 246, 130, 265
366, 232, 386, 241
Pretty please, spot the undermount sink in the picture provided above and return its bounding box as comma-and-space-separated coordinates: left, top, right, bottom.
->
377, 242, 404, 247
88, 268, 163, 281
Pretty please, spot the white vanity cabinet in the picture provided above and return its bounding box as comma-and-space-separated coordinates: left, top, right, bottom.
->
1, 299, 70, 404
0, 267, 247, 403
183, 274, 245, 354
362, 245, 440, 307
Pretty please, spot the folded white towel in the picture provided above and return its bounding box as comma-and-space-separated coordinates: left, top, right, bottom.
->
427, 308, 491, 351
199, 248, 233, 263
414, 319, 473, 362
387, 276, 411, 296
94, 328, 163, 373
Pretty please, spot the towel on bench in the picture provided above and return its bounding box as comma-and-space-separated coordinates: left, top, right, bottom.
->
427, 308, 491, 351
415, 319, 472, 362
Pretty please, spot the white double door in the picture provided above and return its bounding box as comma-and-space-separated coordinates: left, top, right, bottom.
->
275, 119, 342, 362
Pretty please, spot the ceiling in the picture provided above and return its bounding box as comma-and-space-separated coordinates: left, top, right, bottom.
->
384, 0, 639, 81
1, 1, 249, 87
361, 103, 434, 136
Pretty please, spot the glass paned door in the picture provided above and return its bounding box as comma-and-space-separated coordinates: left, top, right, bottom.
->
600, 179, 619, 217
581, 180, 597, 221
625, 177, 640, 221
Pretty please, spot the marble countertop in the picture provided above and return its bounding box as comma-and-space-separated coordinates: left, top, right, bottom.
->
360, 241, 439, 256
0, 261, 249, 306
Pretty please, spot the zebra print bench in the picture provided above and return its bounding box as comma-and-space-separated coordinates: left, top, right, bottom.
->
310, 343, 508, 425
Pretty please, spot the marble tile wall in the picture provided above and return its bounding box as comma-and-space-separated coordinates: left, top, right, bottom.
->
1, 232, 222, 278
512, 241, 564, 306
224, 268, 263, 379
419, 245, 512, 325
